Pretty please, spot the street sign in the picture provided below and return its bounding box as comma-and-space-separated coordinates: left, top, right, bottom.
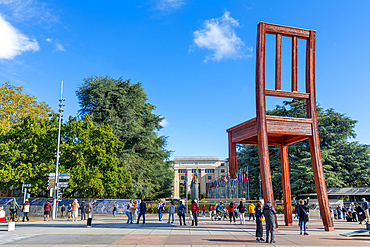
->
59, 184, 69, 187
48, 184, 69, 189
59, 176, 71, 179
58, 182, 69, 185
22, 184, 31, 188
48, 179, 55, 182
49, 172, 69, 176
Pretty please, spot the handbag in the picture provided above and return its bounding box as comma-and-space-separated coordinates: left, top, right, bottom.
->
259, 215, 265, 222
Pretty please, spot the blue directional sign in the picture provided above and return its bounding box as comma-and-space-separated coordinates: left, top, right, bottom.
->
59, 173, 69, 176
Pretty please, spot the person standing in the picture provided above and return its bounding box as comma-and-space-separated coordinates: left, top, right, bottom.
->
356, 203, 367, 224
130, 200, 138, 223
177, 201, 186, 226
86, 199, 94, 228
255, 201, 264, 242
67, 204, 72, 220
191, 200, 200, 226
249, 202, 256, 221
22, 200, 30, 222
341, 206, 346, 220
0, 206, 5, 222
362, 198, 369, 222
237, 201, 246, 225
137, 200, 146, 224
43, 200, 52, 221
113, 205, 117, 218
168, 201, 175, 223
126, 200, 132, 224
298, 199, 309, 235
209, 205, 213, 219
80, 200, 86, 221
202, 205, 206, 217
293, 197, 299, 219
350, 203, 357, 221
158, 201, 165, 222
263, 200, 277, 243
10, 198, 19, 222
72, 199, 80, 222
61, 204, 66, 218
227, 202, 236, 223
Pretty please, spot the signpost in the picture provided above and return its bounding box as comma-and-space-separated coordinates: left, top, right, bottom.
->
22, 184, 31, 205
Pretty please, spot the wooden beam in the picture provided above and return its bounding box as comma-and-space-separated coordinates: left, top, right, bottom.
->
292, 36, 298, 92
280, 139, 293, 226
275, 34, 282, 90
265, 90, 309, 99
264, 22, 310, 38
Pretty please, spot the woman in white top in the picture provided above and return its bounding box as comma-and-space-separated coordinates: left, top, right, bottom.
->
23, 200, 30, 222
0, 206, 5, 222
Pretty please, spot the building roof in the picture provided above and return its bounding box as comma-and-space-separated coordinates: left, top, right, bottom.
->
299, 187, 370, 196
173, 157, 222, 161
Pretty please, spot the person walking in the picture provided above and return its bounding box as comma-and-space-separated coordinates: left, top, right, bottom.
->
113, 205, 117, 218
263, 200, 277, 243
209, 205, 213, 219
336, 206, 342, 220
255, 201, 265, 242
298, 199, 309, 235
249, 202, 256, 221
10, 198, 19, 222
86, 199, 94, 228
72, 199, 80, 222
137, 200, 146, 224
61, 204, 66, 218
177, 201, 186, 226
356, 203, 367, 224
22, 200, 30, 222
350, 202, 357, 221
237, 201, 246, 225
191, 200, 200, 226
130, 200, 138, 223
341, 206, 346, 220
362, 198, 369, 222
67, 204, 72, 220
126, 200, 132, 224
80, 200, 86, 221
43, 200, 52, 221
158, 201, 165, 222
227, 202, 236, 223
167, 201, 175, 223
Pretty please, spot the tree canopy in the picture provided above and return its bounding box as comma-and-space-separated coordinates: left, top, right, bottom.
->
237, 99, 370, 199
76, 76, 173, 199
0, 82, 52, 132
0, 115, 130, 198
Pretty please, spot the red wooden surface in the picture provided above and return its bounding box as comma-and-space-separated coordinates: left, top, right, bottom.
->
226, 22, 334, 231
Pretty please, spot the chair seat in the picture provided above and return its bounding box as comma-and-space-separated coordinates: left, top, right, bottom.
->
227, 116, 313, 146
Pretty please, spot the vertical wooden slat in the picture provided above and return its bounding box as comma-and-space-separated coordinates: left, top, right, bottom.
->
292, 36, 298, 92
275, 34, 282, 90
306, 30, 334, 231
228, 132, 237, 179
256, 22, 278, 230
280, 139, 293, 226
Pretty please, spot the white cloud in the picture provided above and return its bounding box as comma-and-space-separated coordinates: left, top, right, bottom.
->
157, 0, 184, 10
193, 11, 247, 62
160, 119, 169, 127
0, 15, 39, 59
55, 43, 65, 51
45, 38, 52, 42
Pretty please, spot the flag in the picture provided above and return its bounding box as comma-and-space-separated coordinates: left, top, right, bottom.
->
184, 170, 188, 184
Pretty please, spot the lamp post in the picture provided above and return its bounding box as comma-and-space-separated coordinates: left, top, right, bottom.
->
52, 81, 65, 220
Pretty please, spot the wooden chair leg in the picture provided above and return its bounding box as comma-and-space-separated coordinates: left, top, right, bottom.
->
280, 144, 293, 226
228, 133, 237, 179
309, 136, 334, 231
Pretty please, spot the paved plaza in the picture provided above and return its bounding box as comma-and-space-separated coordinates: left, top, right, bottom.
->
0, 215, 369, 246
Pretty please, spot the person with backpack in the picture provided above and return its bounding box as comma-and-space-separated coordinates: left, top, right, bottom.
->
237, 201, 246, 225
10, 198, 19, 222
80, 200, 86, 221
126, 200, 132, 224
263, 200, 277, 243
255, 201, 264, 242
86, 199, 93, 228
191, 200, 200, 226
298, 199, 309, 235
137, 200, 146, 224
227, 202, 236, 223
177, 201, 186, 226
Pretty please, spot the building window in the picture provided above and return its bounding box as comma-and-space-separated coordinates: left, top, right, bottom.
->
180, 176, 185, 180
178, 169, 186, 173
207, 176, 212, 180
192, 169, 201, 173
221, 169, 225, 173
205, 169, 214, 173
221, 163, 225, 166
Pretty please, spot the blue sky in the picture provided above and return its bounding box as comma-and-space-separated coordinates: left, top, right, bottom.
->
1, 0, 370, 160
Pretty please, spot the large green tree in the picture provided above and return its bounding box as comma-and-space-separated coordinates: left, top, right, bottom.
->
76, 76, 173, 199
0, 82, 52, 132
237, 99, 370, 199
0, 115, 130, 198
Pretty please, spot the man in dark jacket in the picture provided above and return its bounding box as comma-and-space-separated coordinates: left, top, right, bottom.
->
80, 200, 86, 221
262, 200, 277, 244
137, 200, 146, 224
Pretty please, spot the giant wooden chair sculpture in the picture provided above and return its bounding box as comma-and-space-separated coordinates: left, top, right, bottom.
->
227, 22, 334, 231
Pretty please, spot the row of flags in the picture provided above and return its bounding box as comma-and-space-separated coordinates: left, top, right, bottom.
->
184, 168, 249, 189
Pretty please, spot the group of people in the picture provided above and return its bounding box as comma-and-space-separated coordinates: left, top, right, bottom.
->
125, 199, 147, 224
1, 198, 30, 222
342, 198, 369, 224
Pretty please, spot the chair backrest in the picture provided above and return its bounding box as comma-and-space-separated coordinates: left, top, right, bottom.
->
256, 22, 317, 119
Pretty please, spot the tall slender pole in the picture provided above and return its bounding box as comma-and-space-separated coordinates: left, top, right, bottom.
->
52, 81, 65, 220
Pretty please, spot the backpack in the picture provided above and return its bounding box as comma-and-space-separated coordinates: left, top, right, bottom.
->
85, 204, 92, 213
179, 205, 185, 215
